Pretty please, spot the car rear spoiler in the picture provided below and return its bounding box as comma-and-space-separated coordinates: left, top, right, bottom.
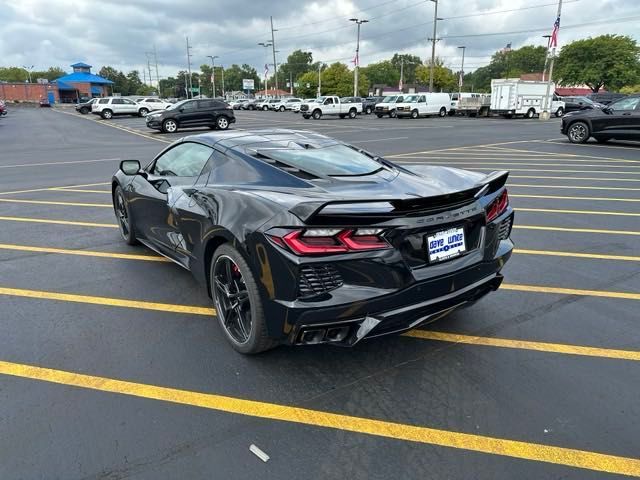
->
289, 171, 509, 223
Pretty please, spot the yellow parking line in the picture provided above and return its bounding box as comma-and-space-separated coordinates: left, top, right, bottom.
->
509, 184, 640, 192
1, 360, 639, 476
404, 331, 640, 362
0, 182, 111, 196
0, 287, 215, 315
410, 167, 640, 175
510, 194, 640, 203
515, 207, 640, 217
51, 188, 111, 194
424, 161, 640, 168
501, 284, 640, 301
510, 175, 640, 183
0, 158, 120, 169
490, 145, 640, 163
0, 244, 169, 262
0, 216, 117, 228
514, 225, 640, 236
0, 198, 111, 208
514, 248, 640, 262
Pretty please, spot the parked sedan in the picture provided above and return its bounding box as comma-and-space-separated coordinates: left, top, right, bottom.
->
145, 98, 235, 133
241, 99, 258, 110
75, 98, 97, 114
111, 129, 513, 353
561, 96, 604, 113
561, 95, 640, 143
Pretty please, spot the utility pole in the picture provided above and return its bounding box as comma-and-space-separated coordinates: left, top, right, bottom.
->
289, 71, 293, 95
541, 0, 562, 121
207, 55, 219, 98
428, 0, 439, 93
221, 66, 225, 99
317, 63, 322, 97
350, 18, 368, 96
258, 42, 273, 97
458, 46, 466, 95
186, 36, 193, 99
270, 16, 279, 96
145, 53, 153, 91
153, 45, 161, 97
541, 35, 552, 81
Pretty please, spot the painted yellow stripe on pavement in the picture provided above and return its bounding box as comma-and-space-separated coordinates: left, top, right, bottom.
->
51, 188, 111, 194
510, 194, 640, 203
0, 182, 110, 196
0, 244, 169, 262
510, 175, 640, 183
509, 184, 640, 192
501, 284, 640, 301
0, 158, 120, 169
0, 198, 111, 208
0, 287, 215, 315
424, 161, 640, 168
514, 225, 640, 236
1, 360, 639, 477
404, 331, 640, 362
515, 207, 640, 217
514, 248, 640, 262
415, 167, 640, 175
0, 216, 117, 228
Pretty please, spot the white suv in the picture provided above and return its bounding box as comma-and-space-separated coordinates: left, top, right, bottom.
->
91, 97, 148, 119
135, 98, 173, 116
271, 98, 302, 112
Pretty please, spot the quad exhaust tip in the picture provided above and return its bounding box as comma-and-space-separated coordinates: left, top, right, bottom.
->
297, 326, 351, 345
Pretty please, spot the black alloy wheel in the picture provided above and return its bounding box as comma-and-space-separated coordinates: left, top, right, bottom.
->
567, 121, 590, 144
210, 244, 276, 354
114, 186, 138, 245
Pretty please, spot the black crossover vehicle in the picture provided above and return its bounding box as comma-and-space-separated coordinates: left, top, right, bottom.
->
561, 95, 640, 143
145, 98, 235, 133
75, 98, 96, 114
561, 96, 604, 113
112, 130, 514, 353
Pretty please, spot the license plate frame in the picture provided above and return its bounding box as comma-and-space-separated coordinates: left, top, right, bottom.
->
427, 227, 466, 263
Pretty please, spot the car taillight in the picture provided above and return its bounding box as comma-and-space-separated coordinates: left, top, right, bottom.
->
269, 228, 390, 255
486, 189, 509, 223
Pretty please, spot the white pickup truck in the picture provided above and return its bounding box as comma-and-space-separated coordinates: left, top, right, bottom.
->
301, 96, 362, 119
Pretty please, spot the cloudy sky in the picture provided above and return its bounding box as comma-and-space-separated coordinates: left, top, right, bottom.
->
1, 0, 639, 79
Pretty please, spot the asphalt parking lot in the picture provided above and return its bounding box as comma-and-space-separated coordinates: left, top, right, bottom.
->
1, 107, 640, 479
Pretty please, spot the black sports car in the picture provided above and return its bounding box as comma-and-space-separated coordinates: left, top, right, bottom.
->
112, 130, 514, 354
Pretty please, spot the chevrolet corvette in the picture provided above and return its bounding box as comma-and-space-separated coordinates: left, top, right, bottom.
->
112, 130, 513, 354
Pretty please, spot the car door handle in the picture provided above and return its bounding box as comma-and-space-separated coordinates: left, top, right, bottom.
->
622, 112, 632, 116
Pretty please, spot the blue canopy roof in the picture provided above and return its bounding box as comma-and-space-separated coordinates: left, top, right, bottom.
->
90, 86, 102, 94
55, 72, 114, 85
55, 80, 76, 91
71, 62, 92, 68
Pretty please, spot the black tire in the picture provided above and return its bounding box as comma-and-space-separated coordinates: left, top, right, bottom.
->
389, 110, 397, 118
365, 106, 372, 114
376, 114, 383, 118
348, 108, 357, 119
279, 105, 285, 112
439, 107, 447, 117
302, 115, 310, 119
312, 109, 322, 120
113, 185, 138, 246
567, 121, 590, 144
162, 118, 178, 133
101, 109, 113, 119
262, 105, 268, 111
526, 108, 536, 119
80, 107, 89, 114
339, 114, 346, 119
555, 107, 564, 118
139, 107, 149, 117
210, 244, 277, 354
216, 116, 230, 130
594, 136, 610, 144
411, 109, 419, 119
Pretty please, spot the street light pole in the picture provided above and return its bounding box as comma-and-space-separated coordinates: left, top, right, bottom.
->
458, 46, 466, 96
318, 63, 322, 97
22, 65, 34, 83
221, 66, 225, 99
541, 0, 563, 121
428, 0, 439, 93
207, 55, 219, 98
541, 35, 552, 81
270, 16, 279, 96
258, 42, 273, 97
350, 18, 368, 96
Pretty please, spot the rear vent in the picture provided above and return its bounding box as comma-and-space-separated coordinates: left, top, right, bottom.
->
253, 152, 319, 180
498, 214, 513, 240
298, 264, 343, 298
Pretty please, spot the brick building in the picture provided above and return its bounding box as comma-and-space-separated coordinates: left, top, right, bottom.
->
0, 62, 113, 104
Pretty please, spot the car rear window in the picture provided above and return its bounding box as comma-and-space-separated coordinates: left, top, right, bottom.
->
257, 144, 383, 176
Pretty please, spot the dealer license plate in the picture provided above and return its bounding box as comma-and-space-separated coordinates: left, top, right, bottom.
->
427, 227, 466, 263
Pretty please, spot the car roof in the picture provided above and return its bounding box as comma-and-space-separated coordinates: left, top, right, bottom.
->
182, 129, 339, 152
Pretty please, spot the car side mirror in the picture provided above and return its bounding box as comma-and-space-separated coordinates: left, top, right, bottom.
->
120, 160, 142, 176
602, 106, 612, 114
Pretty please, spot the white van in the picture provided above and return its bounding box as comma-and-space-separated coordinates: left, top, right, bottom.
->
395, 93, 451, 118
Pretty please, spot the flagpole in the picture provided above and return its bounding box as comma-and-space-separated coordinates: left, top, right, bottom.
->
541, 0, 563, 121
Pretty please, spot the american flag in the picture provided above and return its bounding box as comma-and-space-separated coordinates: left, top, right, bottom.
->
550, 16, 561, 48
351, 52, 359, 67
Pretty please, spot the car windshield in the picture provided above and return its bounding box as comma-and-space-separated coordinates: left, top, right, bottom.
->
382, 96, 397, 103
258, 144, 383, 176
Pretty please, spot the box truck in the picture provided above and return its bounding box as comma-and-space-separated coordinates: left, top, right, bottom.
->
490, 79, 565, 118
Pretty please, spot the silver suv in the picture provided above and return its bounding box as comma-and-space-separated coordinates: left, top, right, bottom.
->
91, 97, 148, 119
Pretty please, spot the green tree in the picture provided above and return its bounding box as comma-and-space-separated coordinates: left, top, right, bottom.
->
317, 62, 368, 97
361, 60, 400, 87
390, 53, 422, 84
415, 58, 457, 91
276, 50, 314, 91
0, 66, 30, 82
555, 35, 640, 92
99, 66, 128, 94
620, 84, 640, 94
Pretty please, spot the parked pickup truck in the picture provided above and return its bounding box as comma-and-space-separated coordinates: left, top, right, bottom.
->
301, 96, 362, 119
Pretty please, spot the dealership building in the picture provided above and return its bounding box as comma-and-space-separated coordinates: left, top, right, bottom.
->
0, 62, 113, 104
